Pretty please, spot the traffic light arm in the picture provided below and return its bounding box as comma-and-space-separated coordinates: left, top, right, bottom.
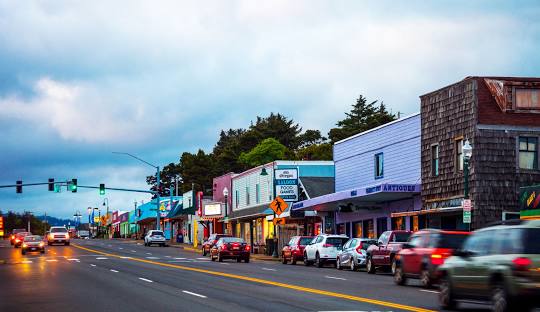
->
77, 185, 157, 194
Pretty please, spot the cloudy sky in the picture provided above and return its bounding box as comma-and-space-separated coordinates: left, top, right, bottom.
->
1, 1, 539, 219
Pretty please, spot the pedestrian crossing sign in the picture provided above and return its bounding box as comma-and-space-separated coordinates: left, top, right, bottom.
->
269, 196, 288, 215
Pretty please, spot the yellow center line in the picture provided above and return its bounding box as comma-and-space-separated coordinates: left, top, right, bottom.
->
72, 243, 435, 312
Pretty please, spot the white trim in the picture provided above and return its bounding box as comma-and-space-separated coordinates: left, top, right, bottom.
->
334, 112, 420, 145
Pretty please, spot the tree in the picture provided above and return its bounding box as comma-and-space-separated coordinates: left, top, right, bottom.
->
212, 129, 248, 175
178, 149, 215, 195
296, 143, 333, 160
239, 138, 290, 167
328, 95, 396, 143
247, 113, 302, 150
299, 129, 326, 148
146, 162, 182, 198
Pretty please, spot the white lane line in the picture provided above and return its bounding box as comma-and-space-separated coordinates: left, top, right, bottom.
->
131, 250, 137, 252
174, 257, 186, 260
146, 257, 160, 260
169, 260, 191, 263
90, 264, 96, 267
182, 290, 207, 298
96, 257, 108, 260
146, 253, 152, 255
165, 256, 171, 258
220, 263, 230, 265
67, 258, 80, 261
196, 257, 209, 260
120, 256, 132, 259
21, 260, 33, 264
139, 278, 153, 283
262, 268, 277, 271
419, 289, 439, 294
136, 243, 142, 245
46, 259, 58, 262
119, 247, 123, 250
325, 276, 347, 281
110, 269, 119, 273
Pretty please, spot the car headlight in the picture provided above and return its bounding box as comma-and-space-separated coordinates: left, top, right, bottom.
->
39, 242, 44, 247
22, 243, 27, 248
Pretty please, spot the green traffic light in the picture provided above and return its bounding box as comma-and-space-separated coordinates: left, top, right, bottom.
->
71, 178, 77, 192
99, 183, 105, 195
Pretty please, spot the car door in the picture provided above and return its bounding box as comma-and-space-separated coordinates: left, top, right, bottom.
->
346, 239, 356, 264
340, 240, 352, 264
307, 236, 321, 260
401, 234, 422, 275
373, 232, 390, 265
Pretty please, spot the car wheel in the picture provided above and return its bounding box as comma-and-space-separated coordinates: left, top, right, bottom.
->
244, 257, 250, 263
391, 257, 397, 275
22, 250, 26, 255
41, 249, 45, 254
47, 242, 51, 246
237, 257, 242, 262
336, 258, 342, 270
211, 254, 216, 261
350, 259, 357, 271
366, 256, 375, 274
420, 268, 432, 288
304, 253, 311, 266
291, 257, 297, 265
439, 274, 457, 310
315, 253, 323, 268
394, 264, 406, 286
282, 254, 288, 264
492, 281, 509, 312
65, 242, 70, 246
217, 253, 223, 262
202, 248, 207, 256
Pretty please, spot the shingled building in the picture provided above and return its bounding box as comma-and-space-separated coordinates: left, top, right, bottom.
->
420, 76, 540, 230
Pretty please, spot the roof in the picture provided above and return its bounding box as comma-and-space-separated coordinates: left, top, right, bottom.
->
420, 76, 540, 98
299, 177, 335, 198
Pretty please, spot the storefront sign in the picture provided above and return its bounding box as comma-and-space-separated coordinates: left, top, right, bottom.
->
0, 216, 4, 236
112, 211, 118, 224
275, 184, 299, 201
274, 169, 298, 180
204, 203, 221, 216
274, 168, 299, 202
197, 191, 204, 217
119, 213, 129, 223
366, 184, 417, 194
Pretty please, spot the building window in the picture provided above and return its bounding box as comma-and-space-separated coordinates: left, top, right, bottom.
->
245, 186, 250, 205
374, 153, 384, 179
235, 190, 239, 208
519, 137, 538, 169
431, 144, 439, 176
255, 184, 260, 204
516, 89, 540, 110
455, 138, 463, 172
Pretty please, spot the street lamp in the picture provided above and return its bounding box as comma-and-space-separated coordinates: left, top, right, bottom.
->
94, 207, 101, 237
463, 139, 473, 231
261, 166, 278, 258
113, 152, 161, 231
103, 198, 109, 238
223, 187, 229, 234
87, 207, 92, 237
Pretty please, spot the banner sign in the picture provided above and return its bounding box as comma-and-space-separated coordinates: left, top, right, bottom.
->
274, 168, 299, 202
204, 203, 222, 216
197, 191, 204, 217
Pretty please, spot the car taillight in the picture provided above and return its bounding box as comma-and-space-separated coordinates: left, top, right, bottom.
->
11, 235, 15, 240
15, 238, 20, 243
245, 245, 251, 251
221, 245, 228, 251
323, 244, 333, 248
22, 243, 27, 248
431, 254, 445, 266
512, 257, 532, 271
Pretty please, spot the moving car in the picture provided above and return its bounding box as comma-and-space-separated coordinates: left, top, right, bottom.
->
13, 232, 31, 248
210, 237, 250, 262
202, 234, 231, 256
336, 238, 377, 271
304, 234, 349, 268
48, 226, 70, 245
282, 236, 314, 265
144, 230, 166, 247
21, 235, 45, 255
393, 229, 469, 287
366, 230, 411, 274
438, 220, 540, 311
77, 230, 90, 239
10, 229, 27, 245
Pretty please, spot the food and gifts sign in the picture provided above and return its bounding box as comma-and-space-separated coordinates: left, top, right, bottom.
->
274, 168, 298, 202
520, 185, 540, 220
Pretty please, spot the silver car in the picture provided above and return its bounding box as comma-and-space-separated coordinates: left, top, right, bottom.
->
336, 238, 377, 271
144, 230, 166, 247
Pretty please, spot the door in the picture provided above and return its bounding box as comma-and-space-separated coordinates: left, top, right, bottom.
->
307, 236, 323, 260
339, 240, 352, 264
402, 234, 424, 275
373, 231, 390, 265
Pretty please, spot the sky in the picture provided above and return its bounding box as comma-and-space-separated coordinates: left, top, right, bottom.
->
1, 1, 539, 219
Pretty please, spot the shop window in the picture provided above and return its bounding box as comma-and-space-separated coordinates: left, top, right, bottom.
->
255, 184, 260, 204
392, 217, 406, 230
516, 89, 540, 110
431, 144, 439, 176
353, 221, 363, 238
376, 217, 387, 237
374, 153, 384, 179
363, 220, 374, 239
519, 137, 538, 170
245, 186, 250, 205
235, 190, 239, 208
455, 138, 463, 172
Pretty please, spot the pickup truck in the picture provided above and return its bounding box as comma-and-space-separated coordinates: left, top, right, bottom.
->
366, 230, 411, 274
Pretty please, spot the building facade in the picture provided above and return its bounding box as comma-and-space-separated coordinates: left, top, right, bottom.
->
421, 76, 540, 229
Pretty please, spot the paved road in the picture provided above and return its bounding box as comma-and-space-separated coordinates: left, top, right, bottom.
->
0, 238, 489, 312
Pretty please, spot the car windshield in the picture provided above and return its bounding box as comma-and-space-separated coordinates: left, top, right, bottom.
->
523, 228, 540, 254
24, 236, 41, 242
360, 240, 377, 250
299, 237, 314, 245
326, 237, 348, 248
51, 228, 67, 233
393, 232, 411, 242
436, 233, 469, 249
17, 232, 30, 237
221, 237, 244, 243
151, 231, 164, 236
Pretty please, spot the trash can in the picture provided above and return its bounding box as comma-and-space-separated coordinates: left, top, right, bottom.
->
176, 233, 184, 243
265, 238, 274, 256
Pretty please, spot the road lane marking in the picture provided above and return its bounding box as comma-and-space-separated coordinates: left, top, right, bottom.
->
262, 268, 277, 271
182, 290, 207, 298
165, 256, 171, 258
137, 243, 142, 245
419, 289, 439, 294
146, 253, 152, 255
96, 257, 108, 260
72, 244, 434, 312
110, 269, 119, 273
220, 263, 230, 265
196, 257, 209, 260
21, 260, 33, 264
68, 258, 80, 261
146, 257, 160, 259
139, 278, 153, 283
174, 257, 186, 260
325, 276, 347, 281
120, 256, 132, 259
46, 259, 58, 262
119, 248, 123, 250
131, 250, 137, 252
90, 264, 96, 267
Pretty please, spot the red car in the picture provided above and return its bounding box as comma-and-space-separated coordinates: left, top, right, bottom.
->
202, 233, 231, 256
13, 232, 31, 248
393, 229, 470, 288
210, 237, 251, 263
10, 229, 27, 245
366, 230, 412, 274
281, 236, 314, 265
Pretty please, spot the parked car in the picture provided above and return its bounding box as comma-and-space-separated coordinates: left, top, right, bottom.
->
144, 230, 166, 247
210, 237, 251, 262
336, 238, 377, 271
393, 229, 469, 287
438, 220, 540, 311
304, 234, 349, 268
281, 236, 314, 265
366, 230, 412, 274
77, 230, 90, 239
21, 235, 45, 255
10, 229, 27, 245
13, 232, 31, 248
202, 234, 231, 256
47, 226, 70, 246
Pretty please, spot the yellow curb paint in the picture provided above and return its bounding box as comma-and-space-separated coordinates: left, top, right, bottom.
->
72, 244, 434, 312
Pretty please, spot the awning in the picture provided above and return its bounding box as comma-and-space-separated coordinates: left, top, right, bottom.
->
201, 215, 223, 221
292, 183, 421, 212
226, 204, 274, 221
391, 207, 463, 218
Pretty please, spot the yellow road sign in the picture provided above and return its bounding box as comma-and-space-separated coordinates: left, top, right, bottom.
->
160, 203, 166, 211
269, 196, 288, 215
273, 218, 285, 225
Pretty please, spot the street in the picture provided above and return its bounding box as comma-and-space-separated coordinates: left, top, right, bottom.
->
0, 239, 492, 312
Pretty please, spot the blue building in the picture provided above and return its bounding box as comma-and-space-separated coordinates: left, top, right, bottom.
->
136, 196, 182, 240
293, 113, 421, 238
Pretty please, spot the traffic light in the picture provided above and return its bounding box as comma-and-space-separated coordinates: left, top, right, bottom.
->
70, 178, 77, 193
16, 180, 22, 193
99, 183, 105, 195
48, 178, 54, 191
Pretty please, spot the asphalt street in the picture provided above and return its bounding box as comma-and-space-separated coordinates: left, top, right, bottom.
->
0, 239, 491, 312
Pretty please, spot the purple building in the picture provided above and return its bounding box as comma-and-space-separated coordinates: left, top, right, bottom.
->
293, 113, 421, 238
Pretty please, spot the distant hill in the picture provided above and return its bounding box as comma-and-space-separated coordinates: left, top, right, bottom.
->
36, 215, 77, 227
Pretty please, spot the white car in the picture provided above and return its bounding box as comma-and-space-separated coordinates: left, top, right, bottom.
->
144, 230, 166, 247
303, 234, 349, 268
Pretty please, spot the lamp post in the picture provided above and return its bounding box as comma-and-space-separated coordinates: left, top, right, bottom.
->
260, 166, 278, 258
94, 208, 100, 237
223, 187, 229, 234
463, 139, 473, 231
113, 152, 161, 230
103, 198, 109, 238
87, 207, 92, 237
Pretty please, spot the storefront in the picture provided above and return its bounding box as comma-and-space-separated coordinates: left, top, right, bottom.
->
119, 212, 129, 238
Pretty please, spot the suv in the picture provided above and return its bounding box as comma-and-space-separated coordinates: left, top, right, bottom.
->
304, 234, 349, 268
438, 220, 540, 311
144, 230, 166, 247
366, 230, 411, 274
48, 227, 70, 245
10, 229, 27, 245
281, 236, 314, 265
394, 229, 469, 287
202, 234, 231, 256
